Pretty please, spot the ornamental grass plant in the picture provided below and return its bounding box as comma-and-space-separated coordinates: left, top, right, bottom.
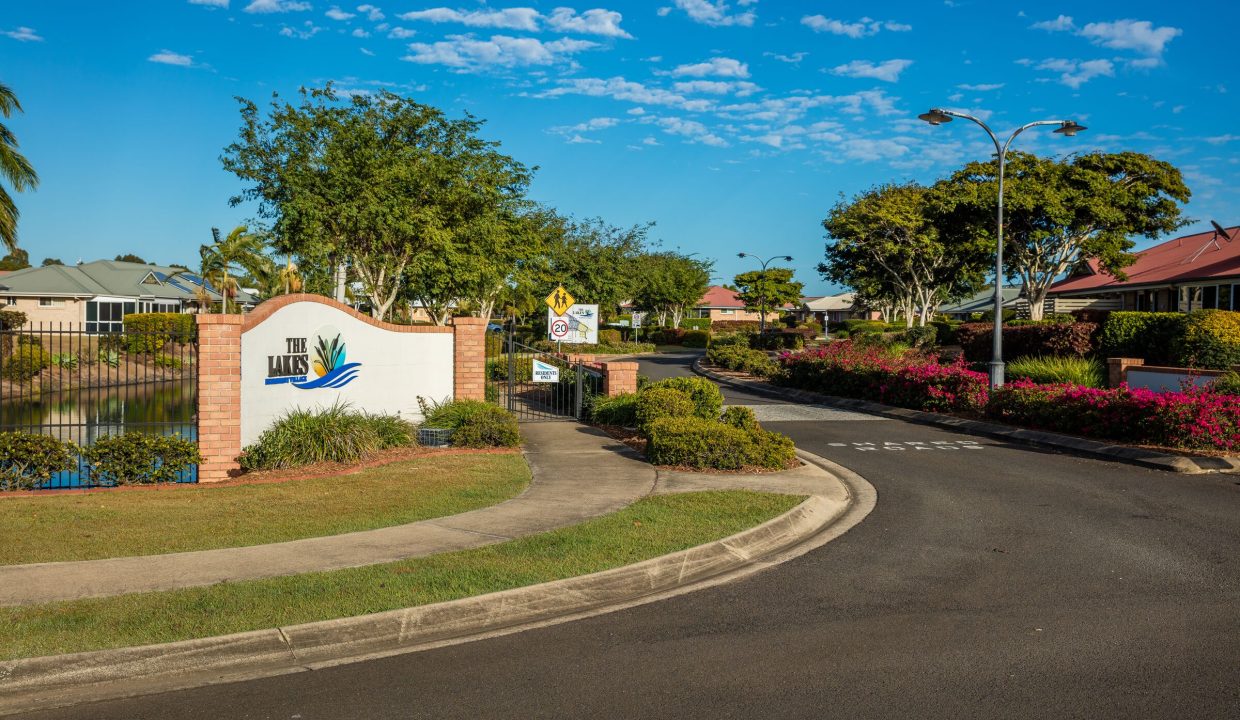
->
1007, 355, 1105, 388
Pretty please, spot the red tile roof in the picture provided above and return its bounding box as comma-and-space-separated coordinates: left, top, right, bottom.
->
696, 285, 797, 309
1050, 225, 1240, 294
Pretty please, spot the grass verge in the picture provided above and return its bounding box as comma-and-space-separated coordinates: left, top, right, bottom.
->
2, 490, 803, 660
0, 453, 530, 565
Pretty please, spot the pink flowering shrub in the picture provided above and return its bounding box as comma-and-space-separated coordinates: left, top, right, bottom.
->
777, 341, 989, 413
986, 380, 1240, 451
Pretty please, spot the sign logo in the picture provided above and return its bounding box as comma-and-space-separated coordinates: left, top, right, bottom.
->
545, 285, 575, 316
265, 326, 362, 390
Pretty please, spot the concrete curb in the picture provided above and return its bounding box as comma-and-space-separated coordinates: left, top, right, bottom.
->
0, 454, 874, 717
694, 359, 1240, 475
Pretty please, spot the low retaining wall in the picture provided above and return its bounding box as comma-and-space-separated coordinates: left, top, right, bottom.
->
1107, 357, 1236, 391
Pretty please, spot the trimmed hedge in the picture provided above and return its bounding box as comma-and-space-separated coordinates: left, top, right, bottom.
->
957, 322, 1096, 361
645, 416, 795, 470
1099, 312, 1186, 366
682, 329, 711, 348
451, 405, 521, 448
588, 392, 639, 426
598, 328, 622, 346
1179, 310, 1240, 370
749, 330, 811, 351
84, 432, 202, 485
901, 325, 938, 348
635, 387, 695, 431
680, 318, 711, 331
121, 313, 196, 354
0, 431, 77, 491
705, 344, 779, 377
711, 320, 761, 333
720, 406, 759, 431
645, 376, 724, 420
532, 340, 656, 354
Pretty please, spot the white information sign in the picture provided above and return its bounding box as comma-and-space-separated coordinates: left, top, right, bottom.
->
532, 359, 560, 383
546, 304, 599, 344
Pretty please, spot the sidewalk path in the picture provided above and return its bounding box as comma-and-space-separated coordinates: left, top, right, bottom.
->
0, 424, 657, 606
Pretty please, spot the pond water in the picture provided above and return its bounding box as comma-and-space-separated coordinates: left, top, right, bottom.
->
0, 381, 197, 488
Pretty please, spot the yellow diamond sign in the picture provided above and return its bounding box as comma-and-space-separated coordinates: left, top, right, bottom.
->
545, 285, 575, 316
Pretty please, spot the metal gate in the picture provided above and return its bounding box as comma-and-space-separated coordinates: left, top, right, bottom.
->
485, 320, 602, 421
0, 321, 199, 488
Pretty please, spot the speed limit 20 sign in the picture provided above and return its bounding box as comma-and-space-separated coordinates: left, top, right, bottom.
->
550, 318, 570, 339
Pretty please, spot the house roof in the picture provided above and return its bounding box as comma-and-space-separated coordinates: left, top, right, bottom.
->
937, 286, 1024, 314
803, 292, 857, 312
0, 260, 257, 304
1049, 225, 1240, 295
697, 285, 795, 310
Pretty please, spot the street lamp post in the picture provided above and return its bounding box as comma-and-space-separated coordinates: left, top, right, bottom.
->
737, 252, 794, 334
918, 109, 1086, 388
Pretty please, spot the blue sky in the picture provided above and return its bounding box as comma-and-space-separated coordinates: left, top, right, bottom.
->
1, 1, 1235, 294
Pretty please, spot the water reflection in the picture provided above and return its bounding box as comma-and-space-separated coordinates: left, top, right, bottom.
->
0, 380, 197, 488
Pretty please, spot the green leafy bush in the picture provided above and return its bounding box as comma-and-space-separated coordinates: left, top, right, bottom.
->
1211, 371, 1240, 396
52, 352, 79, 369
488, 356, 533, 382
0, 309, 27, 329
646, 376, 723, 420
929, 319, 959, 345
531, 340, 656, 354
2, 343, 49, 381
152, 353, 183, 369
843, 319, 888, 334
83, 433, 202, 485
97, 349, 120, 367
682, 329, 711, 348
635, 387, 695, 431
749, 330, 811, 351
708, 333, 748, 348
680, 318, 711, 331
1177, 310, 1240, 370
720, 406, 758, 431
451, 405, 521, 448
645, 416, 795, 470
901, 325, 938, 348
240, 403, 415, 470
705, 344, 779, 377
1099, 312, 1186, 365
598, 328, 623, 346
957, 322, 1096, 361
1007, 355, 1105, 388
121, 313, 196, 354
589, 392, 639, 426
711, 320, 761, 333
0, 431, 77, 491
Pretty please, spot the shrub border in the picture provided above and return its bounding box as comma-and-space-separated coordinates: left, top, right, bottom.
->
694, 359, 1240, 475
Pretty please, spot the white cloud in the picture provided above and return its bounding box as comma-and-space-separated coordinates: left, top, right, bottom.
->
403, 34, 597, 70
539, 76, 713, 111
1035, 57, 1115, 88
1204, 134, 1240, 145
148, 49, 195, 66
326, 6, 355, 20
671, 56, 749, 78
1031, 14, 1075, 32
566, 134, 601, 144
357, 4, 384, 21
1080, 19, 1181, 57
388, 26, 416, 38
360, 47, 375, 55
664, 0, 755, 28
189, 0, 229, 6
765, 51, 806, 64
800, 15, 910, 38
399, 7, 541, 32
246, 0, 311, 12
673, 80, 760, 97
3, 26, 43, 42
546, 8, 632, 38
830, 59, 912, 83
557, 117, 620, 133
648, 115, 728, 146
642, 136, 660, 146
351, 28, 369, 37
280, 20, 323, 38
957, 83, 1003, 91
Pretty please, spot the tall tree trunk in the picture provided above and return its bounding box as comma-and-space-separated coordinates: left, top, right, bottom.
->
1026, 284, 1048, 321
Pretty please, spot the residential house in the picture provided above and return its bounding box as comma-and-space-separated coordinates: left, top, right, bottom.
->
688, 285, 789, 325
794, 292, 880, 326
1047, 225, 1239, 313
0, 260, 257, 331
936, 286, 1029, 321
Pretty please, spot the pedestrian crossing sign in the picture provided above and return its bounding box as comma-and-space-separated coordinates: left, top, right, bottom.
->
545, 286, 575, 316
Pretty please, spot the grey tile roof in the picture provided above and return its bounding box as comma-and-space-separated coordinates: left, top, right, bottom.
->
0, 260, 257, 304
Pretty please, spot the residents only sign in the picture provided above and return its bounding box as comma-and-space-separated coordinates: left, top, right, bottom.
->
532, 359, 560, 383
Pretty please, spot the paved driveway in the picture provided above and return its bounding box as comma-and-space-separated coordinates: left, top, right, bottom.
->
18, 350, 1240, 720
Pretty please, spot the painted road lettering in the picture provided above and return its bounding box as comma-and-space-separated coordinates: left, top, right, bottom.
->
829, 440, 986, 451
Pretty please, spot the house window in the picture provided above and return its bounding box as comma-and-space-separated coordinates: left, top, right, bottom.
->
1220, 285, 1233, 312
38, 298, 65, 308
1202, 285, 1218, 310
719, 309, 735, 315
85, 300, 135, 334
2, 297, 14, 305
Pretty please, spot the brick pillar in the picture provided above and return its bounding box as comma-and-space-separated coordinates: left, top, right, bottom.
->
453, 317, 487, 401
1107, 357, 1144, 388
196, 314, 243, 483
602, 361, 639, 397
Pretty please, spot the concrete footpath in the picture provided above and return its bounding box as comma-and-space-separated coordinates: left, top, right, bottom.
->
0, 424, 657, 606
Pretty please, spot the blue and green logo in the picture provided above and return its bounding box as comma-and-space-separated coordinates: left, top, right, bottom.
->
265, 326, 362, 389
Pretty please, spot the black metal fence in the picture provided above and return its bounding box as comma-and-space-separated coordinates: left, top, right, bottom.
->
486, 322, 603, 421
0, 322, 199, 488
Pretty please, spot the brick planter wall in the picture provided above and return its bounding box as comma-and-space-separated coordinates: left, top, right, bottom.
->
195, 314, 243, 483
452, 317, 487, 401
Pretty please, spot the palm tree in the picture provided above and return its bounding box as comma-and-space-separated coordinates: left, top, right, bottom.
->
1, 82, 39, 252
200, 226, 266, 313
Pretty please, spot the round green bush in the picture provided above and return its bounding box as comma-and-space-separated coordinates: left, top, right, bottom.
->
635, 387, 695, 431
598, 328, 623, 346
720, 406, 758, 431
84, 432, 202, 485
0, 431, 77, 491
645, 416, 796, 470
2, 343, 50, 381
589, 392, 639, 426
452, 406, 521, 448
1178, 310, 1240, 370
646, 377, 723, 420
682, 330, 711, 348
1211, 370, 1240, 396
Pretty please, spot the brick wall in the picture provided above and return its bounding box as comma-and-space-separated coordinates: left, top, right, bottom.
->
196, 314, 242, 483
453, 317, 487, 401
601, 361, 638, 397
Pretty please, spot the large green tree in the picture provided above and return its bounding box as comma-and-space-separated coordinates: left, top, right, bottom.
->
0, 247, 30, 271
199, 226, 267, 313
929, 151, 1190, 320
0, 83, 37, 253
822, 183, 989, 327
522, 216, 649, 323
632, 251, 712, 328
222, 85, 532, 321
733, 268, 803, 322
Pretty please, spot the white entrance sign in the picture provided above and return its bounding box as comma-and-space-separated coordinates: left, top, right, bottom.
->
532, 359, 560, 383
240, 301, 454, 447
546, 304, 600, 344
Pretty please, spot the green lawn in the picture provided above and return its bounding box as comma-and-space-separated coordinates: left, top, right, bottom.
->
2, 490, 803, 660
0, 453, 531, 565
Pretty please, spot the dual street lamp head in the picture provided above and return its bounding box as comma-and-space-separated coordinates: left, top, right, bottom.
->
737, 252, 794, 263
917, 108, 1087, 136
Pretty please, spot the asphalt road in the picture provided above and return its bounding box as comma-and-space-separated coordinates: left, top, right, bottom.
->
18, 351, 1240, 719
